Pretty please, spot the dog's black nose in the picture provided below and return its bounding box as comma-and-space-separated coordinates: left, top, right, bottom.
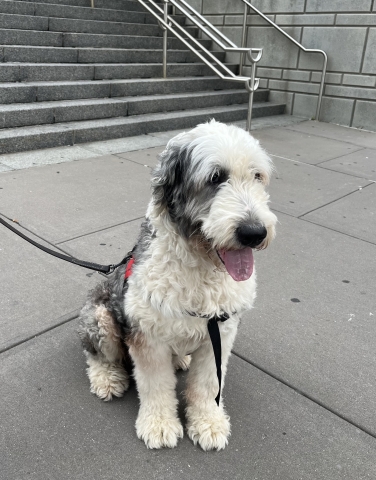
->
236, 224, 267, 248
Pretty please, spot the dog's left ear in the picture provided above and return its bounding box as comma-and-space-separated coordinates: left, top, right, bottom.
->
151, 145, 189, 221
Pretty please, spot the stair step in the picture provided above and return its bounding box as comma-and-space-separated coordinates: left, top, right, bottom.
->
2, 45, 225, 64
0, 89, 253, 127
0, 78, 267, 104
0, 1, 183, 25
0, 12, 48, 30
0, 29, 209, 49
0, 1, 286, 155
34, 3, 152, 24
0, 28, 63, 46
0, 62, 238, 82
0, 0, 35, 15
48, 17, 197, 37
0, 103, 286, 154
62, 32, 211, 50
35, 3, 185, 26
14, 0, 149, 12
0, 14, 196, 36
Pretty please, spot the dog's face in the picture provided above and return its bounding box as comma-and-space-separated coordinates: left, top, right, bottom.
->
151, 120, 277, 281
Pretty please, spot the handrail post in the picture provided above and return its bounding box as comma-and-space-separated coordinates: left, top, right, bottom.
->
90, 0, 94, 7
245, 49, 262, 132
239, 2, 248, 75
163, 0, 169, 78
316, 52, 328, 121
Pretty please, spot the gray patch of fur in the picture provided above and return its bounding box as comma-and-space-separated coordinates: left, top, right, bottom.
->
133, 218, 155, 263
77, 263, 127, 353
77, 219, 155, 369
152, 145, 226, 239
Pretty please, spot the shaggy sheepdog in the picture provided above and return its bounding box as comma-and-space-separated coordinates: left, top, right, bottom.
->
78, 120, 277, 451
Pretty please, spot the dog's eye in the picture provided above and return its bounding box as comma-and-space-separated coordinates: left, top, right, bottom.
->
254, 172, 262, 182
210, 170, 221, 184
210, 169, 227, 185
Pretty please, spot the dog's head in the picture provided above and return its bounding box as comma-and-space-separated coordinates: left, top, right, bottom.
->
150, 120, 277, 281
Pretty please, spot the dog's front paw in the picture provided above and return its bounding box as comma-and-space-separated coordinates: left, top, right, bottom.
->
186, 408, 231, 451
136, 411, 184, 449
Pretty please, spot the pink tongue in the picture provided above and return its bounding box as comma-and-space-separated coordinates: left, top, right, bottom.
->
218, 247, 254, 281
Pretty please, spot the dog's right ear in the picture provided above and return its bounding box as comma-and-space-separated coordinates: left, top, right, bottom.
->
151, 145, 189, 220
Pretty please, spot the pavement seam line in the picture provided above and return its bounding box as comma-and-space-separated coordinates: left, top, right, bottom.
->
284, 124, 376, 148
55, 215, 145, 244
298, 216, 376, 247
313, 146, 367, 166
0, 310, 80, 356
271, 206, 376, 247
270, 149, 370, 179
313, 164, 376, 182
297, 182, 375, 218
232, 350, 376, 441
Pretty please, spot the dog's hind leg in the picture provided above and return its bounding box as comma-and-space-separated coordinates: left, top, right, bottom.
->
127, 332, 183, 449
78, 304, 129, 401
185, 321, 238, 451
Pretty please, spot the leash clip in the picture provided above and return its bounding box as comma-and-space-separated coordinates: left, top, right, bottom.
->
105, 264, 116, 275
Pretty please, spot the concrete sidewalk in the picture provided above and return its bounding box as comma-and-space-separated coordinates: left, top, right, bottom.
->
1, 116, 376, 479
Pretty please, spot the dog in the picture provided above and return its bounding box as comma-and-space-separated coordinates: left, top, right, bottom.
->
78, 120, 277, 451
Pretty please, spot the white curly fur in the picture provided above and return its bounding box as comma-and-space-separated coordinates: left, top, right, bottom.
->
124, 121, 276, 450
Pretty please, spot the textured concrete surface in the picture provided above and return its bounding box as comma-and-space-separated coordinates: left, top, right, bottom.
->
252, 127, 362, 164
0, 223, 99, 352
235, 211, 376, 434
352, 100, 376, 132
1, 119, 376, 478
0, 155, 151, 243
285, 120, 376, 149
2, 322, 376, 480
318, 148, 376, 179
268, 156, 371, 217
303, 183, 376, 243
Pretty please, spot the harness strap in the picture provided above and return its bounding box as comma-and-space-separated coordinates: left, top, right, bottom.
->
187, 310, 232, 406
0, 215, 128, 275
124, 256, 135, 280
207, 317, 224, 406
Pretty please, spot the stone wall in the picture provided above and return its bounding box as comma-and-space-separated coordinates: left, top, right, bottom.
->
186, 0, 376, 131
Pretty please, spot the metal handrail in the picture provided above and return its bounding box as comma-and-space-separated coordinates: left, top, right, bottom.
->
136, 0, 263, 131
239, 0, 328, 121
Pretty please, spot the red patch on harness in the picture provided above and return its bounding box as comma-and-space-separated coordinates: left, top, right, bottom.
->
124, 257, 134, 280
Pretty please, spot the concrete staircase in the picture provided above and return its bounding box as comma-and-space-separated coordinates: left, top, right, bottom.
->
0, 0, 286, 154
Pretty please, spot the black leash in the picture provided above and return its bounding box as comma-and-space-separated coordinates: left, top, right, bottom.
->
0, 215, 128, 275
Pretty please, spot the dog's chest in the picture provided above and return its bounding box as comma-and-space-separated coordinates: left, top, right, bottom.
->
133, 251, 254, 309
125, 247, 256, 348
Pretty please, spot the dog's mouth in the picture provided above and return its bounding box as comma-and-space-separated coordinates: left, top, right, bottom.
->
217, 247, 254, 282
